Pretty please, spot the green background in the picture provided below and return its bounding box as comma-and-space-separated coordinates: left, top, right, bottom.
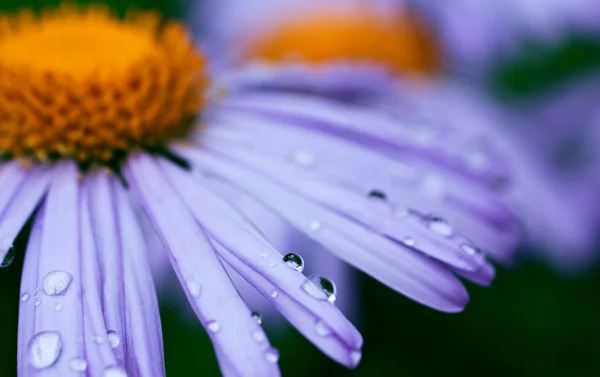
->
1, 1, 599, 376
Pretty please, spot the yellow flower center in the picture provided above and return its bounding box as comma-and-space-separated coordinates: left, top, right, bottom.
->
245, 10, 440, 77
0, 5, 207, 165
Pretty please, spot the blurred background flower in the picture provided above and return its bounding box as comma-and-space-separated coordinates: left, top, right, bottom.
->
1, 0, 600, 376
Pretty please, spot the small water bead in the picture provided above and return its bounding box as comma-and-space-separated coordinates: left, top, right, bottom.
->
350, 350, 362, 365
282, 253, 304, 273
35, 300, 41, 307
268, 262, 276, 268
0, 246, 15, 268
186, 281, 202, 298
69, 358, 88, 372
302, 275, 337, 303
103, 366, 127, 377
55, 304, 63, 312
425, 215, 454, 237
94, 335, 105, 344
252, 311, 262, 325
42, 271, 73, 296
291, 150, 316, 167
403, 237, 416, 247
21, 293, 30, 302
368, 189, 387, 201
264, 348, 280, 364
252, 330, 266, 343
315, 320, 332, 336
308, 220, 322, 232
28, 331, 62, 370
206, 321, 221, 333
107, 331, 120, 348
270, 289, 279, 298
461, 244, 479, 256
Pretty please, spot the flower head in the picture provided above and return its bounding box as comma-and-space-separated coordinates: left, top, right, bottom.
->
1, 4, 513, 376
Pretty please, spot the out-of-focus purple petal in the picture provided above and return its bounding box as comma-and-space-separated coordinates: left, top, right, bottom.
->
181, 147, 470, 313
126, 155, 281, 377
18, 163, 84, 376
0, 162, 28, 216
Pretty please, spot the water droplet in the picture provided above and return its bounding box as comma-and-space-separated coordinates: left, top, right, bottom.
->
206, 321, 221, 333
426, 215, 454, 237
308, 221, 322, 232
264, 348, 280, 364
107, 331, 120, 348
35, 300, 41, 307
28, 331, 62, 370
42, 271, 73, 296
268, 262, 276, 268
252, 311, 262, 325
186, 281, 202, 298
403, 237, 416, 247
315, 320, 332, 336
350, 350, 362, 365
103, 366, 127, 377
1, 245, 15, 268
94, 335, 104, 344
302, 275, 337, 303
252, 330, 266, 343
69, 358, 88, 372
461, 244, 479, 256
21, 293, 30, 302
282, 253, 305, 272
368, 189, 387, 201
291, 150, 316, 167
55, 304, 63, 312
270, 289, 279, 298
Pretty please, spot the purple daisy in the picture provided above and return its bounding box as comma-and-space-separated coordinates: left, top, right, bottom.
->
1, 5, 512, 376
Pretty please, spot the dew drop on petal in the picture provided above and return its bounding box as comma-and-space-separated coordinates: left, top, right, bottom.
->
55, 304, 63, 312
302, 275, 337, 303
69, 358, 88, 372
103, 365, 127, 377
403, 237, 416, 247
282, 253, 305, 272
42, 271, 73, 296
291, 150, 316, 167
21, 293, 30, 302
28, 331, 62, 370
461, 243, 479, 256
425, 215, 454, 237
206, 321, 221, 333
264, 348, 280, 364
251, 311, 262, 325
270, 289, 279, 298
107, 331, 120, 348
186, 281, 202, 298
268, 262, 276, 268
308, 220, 322, 232
1, 245, 15, 268
315, 320, 332, 336
252, 330, 266, 343
34, 300, 41, 307
368, 189, 387, 201
351, 350, 362, 366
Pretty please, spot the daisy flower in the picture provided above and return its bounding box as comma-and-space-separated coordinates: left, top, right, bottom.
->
195, 0, 599, 268
1, 4, 511, 376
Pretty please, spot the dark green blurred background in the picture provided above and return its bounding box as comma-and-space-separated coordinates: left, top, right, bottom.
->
1, 1, 599, 376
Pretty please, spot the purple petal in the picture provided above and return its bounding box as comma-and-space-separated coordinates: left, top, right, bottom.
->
0, 162, 28, 217
18, 163, 84, 376
0, 166, 51, 261
86, 173, 128, 365
126, 154, 281, 377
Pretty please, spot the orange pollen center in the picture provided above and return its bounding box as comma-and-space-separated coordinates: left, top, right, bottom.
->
0, 6, 207, 164
246, 10, 440, 77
